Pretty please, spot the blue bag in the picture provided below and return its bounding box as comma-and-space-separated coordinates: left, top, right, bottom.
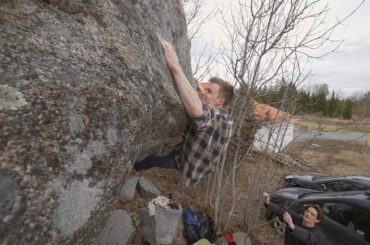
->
183, 208, 204, 226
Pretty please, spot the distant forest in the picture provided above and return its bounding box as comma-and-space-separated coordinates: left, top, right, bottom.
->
256, 81, 370, 120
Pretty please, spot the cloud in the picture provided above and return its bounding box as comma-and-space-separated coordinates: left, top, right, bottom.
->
190, 0, 370, 96
304, 0, 370, 95
310, 36, 370, 95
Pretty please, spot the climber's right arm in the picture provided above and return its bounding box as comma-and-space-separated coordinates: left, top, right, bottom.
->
158, 37, 203, 118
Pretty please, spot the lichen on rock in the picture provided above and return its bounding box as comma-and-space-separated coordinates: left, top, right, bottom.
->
52, 179, 104, 237
0, 84, 28, 110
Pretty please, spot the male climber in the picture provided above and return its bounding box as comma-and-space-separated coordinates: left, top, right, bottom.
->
134, 36, 234, 186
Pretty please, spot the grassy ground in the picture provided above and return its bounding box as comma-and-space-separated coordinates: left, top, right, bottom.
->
118, 116, 370, 244
286, 139, 370, 175
243, 137, 370, 244
294, 115, 370, 134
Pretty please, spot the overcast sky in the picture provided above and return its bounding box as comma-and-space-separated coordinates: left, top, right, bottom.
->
309, 0, 370, 97
192, 0, 369, 97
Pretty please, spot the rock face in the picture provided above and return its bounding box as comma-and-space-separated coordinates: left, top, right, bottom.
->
0, 0, 191, 244
93, 209, 135, 245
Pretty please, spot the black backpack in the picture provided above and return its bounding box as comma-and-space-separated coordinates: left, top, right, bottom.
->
182, 208, 216, 245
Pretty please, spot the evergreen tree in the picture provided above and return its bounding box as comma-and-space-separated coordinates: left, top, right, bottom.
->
342, 99, 353, 120
255, 82, 354, 119
326, 90, 338, 117
317, 92, 327, 115
297, 90, 311, 114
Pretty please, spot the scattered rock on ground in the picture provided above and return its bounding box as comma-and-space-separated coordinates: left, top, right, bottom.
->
215, 237, 228, 245
139, 205, 182, 245
121, 177, 140, 200
138, 177, 161, 199
93, 209, 135, 245
233, 231, 252, 245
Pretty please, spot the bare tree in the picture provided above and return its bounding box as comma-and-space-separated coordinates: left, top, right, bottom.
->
181, 0, 214, 40
353, 91, 370, 119
181, 0, 218, 80
201, 0, 365, 234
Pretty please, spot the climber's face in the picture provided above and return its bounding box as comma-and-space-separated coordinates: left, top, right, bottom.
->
202, 82, 225, 108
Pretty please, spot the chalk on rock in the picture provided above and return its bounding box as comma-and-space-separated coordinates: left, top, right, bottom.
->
138, 177, 161, 199
121, 177, 139, 200
94, 209, 135, 245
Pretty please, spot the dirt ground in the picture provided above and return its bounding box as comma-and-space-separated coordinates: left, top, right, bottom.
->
118, 118, 370, 245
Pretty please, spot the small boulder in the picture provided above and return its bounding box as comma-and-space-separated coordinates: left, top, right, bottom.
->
138, 177, 161, 198
139, 205, 182, 245
232, 231, 252, 245
121, 177, 139, 200
215, 237, 228, 245
94, 209, 135, 245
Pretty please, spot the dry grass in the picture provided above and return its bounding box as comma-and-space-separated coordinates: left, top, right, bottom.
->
118, 116, 370, 244
118, 154, 295, 245
294, 116, 370, 133
286, 139, 370, 175
118, 169, 208, 245
244, 139, 370, 244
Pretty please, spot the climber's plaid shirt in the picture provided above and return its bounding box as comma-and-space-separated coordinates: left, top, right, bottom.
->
175, 103, 234, 186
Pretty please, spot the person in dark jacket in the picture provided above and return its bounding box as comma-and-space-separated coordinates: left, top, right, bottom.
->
263, 192, 325, 245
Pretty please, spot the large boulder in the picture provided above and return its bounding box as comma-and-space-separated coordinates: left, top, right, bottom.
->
0, 0, 191, 244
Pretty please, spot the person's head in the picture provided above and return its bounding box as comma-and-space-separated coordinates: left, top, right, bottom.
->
303, 204, 324, 227
202, 77, 234, 108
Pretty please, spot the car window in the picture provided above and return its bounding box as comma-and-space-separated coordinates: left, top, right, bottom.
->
322, 202, 370, 242
287, 200, 305, 215
325, 181, 366, 192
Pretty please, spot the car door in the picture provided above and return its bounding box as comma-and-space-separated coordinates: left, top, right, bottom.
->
318, 202, 369, 245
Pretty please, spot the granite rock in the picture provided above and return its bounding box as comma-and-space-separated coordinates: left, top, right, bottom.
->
0, 0, 191, 244
121, 177, 139, 200
232, 231, 252, 245
138, 177, 161, 199
93, 209, 135, 245
139, 205, 182, 245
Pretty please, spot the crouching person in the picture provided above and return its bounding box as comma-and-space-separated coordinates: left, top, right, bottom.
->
263, 192, 325, 245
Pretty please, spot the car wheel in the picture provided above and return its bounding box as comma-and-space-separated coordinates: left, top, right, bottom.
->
271, 215, 286, 236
